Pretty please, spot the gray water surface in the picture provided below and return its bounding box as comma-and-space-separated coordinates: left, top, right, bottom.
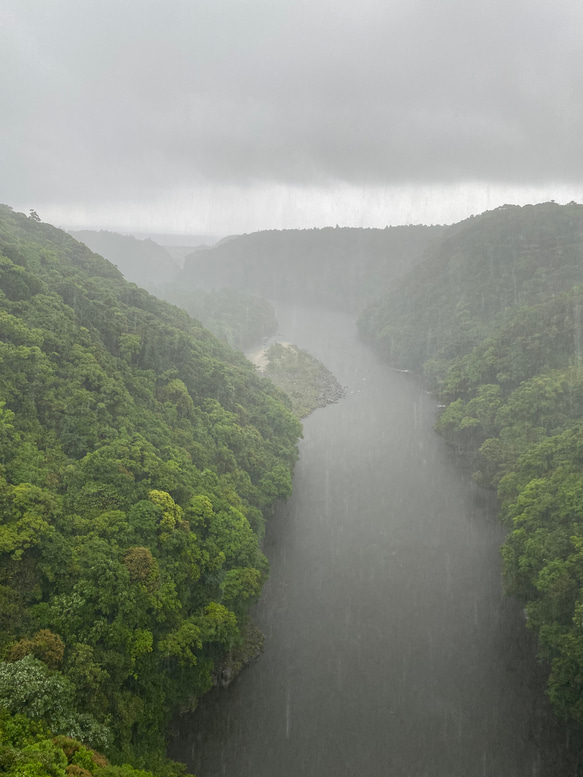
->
171, 305, 578, 776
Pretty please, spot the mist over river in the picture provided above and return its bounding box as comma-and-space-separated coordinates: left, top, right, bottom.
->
171, 305, 579, 776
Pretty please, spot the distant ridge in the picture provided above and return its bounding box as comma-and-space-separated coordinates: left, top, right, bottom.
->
130, 232, 226, 247
69, 228, 180, 290
177, 224, 446, 311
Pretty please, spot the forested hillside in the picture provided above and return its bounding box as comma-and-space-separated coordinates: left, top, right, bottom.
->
359, 202, 583, 378
71, 230, 279, 351
358, 201, 583, 727
0, 205, 302, 776
177, 225, 446, 311
159, 286, 277, 351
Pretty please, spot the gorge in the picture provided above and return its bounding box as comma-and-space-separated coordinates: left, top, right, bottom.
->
171, 304, 580, 777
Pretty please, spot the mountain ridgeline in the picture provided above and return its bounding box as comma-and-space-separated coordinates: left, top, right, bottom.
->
0, 205, 302, 776
69, 229, 181, 290
177, 225, 446, 311
359, 201, 583, 728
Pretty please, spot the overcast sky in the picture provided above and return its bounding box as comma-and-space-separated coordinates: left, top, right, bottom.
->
2, 0, 583, 233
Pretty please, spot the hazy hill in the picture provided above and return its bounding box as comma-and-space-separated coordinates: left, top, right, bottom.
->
70, 229, 279, 350
0, 205, 301, 774
177, 225, 446, 311
70, 228, 180, 290
358, 202, 583, 375
358, 201, 583, 730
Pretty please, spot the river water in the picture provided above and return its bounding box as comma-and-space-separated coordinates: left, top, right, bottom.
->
171, 305, 579, 776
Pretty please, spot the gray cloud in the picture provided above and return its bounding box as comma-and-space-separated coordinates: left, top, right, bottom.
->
2, 0, 583, 226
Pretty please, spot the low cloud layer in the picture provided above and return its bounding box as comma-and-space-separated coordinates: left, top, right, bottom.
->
2, 0, 583, 230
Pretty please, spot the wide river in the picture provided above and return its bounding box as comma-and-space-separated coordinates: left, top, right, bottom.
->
171, 305, 579, 776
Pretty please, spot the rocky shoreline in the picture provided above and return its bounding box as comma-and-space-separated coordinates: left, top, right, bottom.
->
207, 342, 345, 696
260, 342, 346, 418
316, 365, 346, 409
211, 621, 265, 689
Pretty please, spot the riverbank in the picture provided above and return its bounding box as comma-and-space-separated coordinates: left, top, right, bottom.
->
248, 341, 345, 418
263, 343, 345, 418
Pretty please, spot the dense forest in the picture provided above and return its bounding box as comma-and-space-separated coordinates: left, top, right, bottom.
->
7, 199, 583, 771
177, 225, 446, 311
70, 230, 279, 352
359, 201, 583, 726
0, 205, 302, 776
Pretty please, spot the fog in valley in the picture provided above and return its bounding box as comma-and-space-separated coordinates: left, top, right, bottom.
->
3, 2, 583, 776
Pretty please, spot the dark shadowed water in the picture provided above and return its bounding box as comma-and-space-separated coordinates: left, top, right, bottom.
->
171, 305, 580, 776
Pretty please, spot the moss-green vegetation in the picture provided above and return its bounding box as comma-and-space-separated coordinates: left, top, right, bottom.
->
0, 708, 169, 777
0, 205, 302, 775
358, 202, 583, 727
263, 343, 344, 418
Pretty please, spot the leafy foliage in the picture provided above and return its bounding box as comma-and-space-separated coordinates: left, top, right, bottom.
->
0, 205, 302, 774
0, 708, 169, 776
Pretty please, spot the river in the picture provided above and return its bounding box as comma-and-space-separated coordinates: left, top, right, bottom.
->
171, 304, 579, 776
